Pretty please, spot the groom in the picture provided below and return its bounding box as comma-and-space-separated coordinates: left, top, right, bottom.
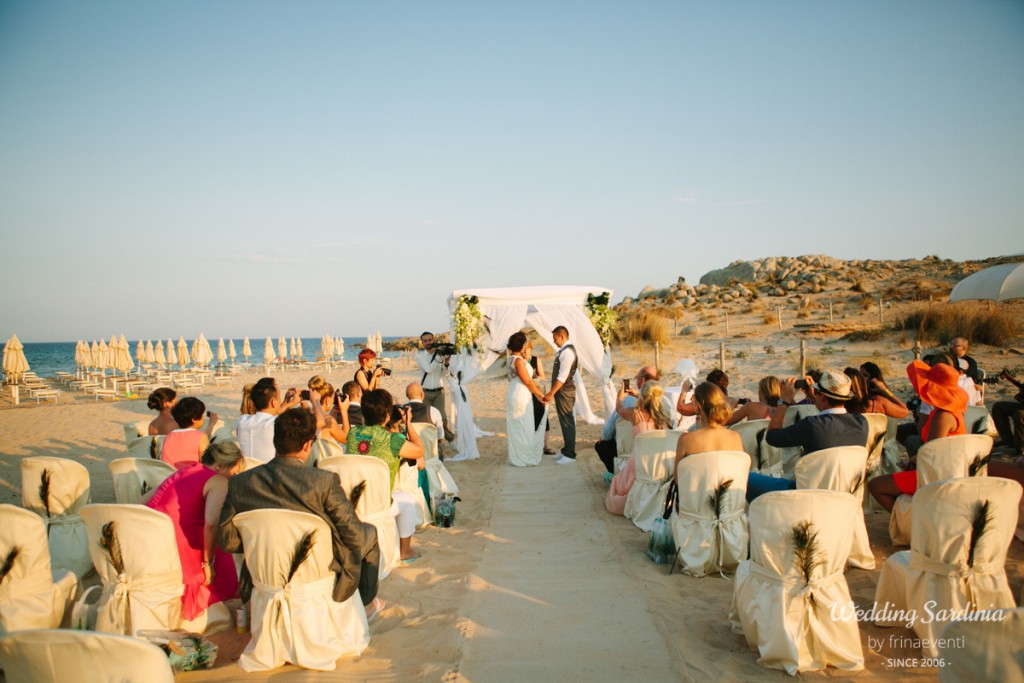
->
544, 326, 578, 465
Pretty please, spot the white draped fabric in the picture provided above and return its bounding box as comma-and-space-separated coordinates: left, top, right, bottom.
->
20, 457, 93, 579
729, 419, 770, 474
730, 490, 864, 675
671, 451, 751, 577
80, 504, 184, 637
233, 509, 370, 672
0, 504, 78, 632
889, 434, 994, 546
795, 446, 874, 569
875, 477, 1020, 658
446, 286, 615, 460
624, 431, 684, 532
0, 630, 175, 683
317, 455, 400, 579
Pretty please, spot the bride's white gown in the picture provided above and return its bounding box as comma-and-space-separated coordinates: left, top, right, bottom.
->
507, 356, 546, 467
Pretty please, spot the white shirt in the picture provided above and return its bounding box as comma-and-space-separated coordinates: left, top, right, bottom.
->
417, 350, 447, 390
554, 342, 577, 384
237, 412, 277, 463
408, 399, 444, 434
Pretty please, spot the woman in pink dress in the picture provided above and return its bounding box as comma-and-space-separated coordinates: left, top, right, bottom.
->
144, 440, 242, 624
160, 396, 218, 469
606, 381, 673, 515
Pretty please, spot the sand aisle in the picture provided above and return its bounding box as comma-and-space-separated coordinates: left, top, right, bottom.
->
458, 457, 680, 683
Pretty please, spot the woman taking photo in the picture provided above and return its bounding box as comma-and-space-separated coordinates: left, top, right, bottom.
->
355, 348, 386, 393
505, 332, 548, 467
143, 440, 243, 630
606, 380, 673, 515
725, 375, 782, 425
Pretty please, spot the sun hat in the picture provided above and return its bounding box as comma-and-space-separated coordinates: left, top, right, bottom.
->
812, 370, 853, 401
906, 359, 967, 413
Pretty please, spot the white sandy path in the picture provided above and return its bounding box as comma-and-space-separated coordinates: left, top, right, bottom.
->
457, 457, 681, 683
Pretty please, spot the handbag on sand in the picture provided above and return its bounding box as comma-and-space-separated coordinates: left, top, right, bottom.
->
646, 480, 677, 565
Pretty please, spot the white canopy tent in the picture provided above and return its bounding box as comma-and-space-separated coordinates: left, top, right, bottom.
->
446, 285, 616, 461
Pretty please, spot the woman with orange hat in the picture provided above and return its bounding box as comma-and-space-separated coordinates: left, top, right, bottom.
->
867, 357, 967, 511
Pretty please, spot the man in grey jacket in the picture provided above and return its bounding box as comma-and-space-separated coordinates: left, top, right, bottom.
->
219, 407, 382, 617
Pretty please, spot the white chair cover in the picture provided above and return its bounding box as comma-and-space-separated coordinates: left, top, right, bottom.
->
614, 417, 635, 459
760, 404, 820, 479
729, 419, 769, 474
80, 504, 183, 636
938, 607, 1024, 682
0, 629, 174, 683
242, 456, 264, 472
123, 421, 150, 445
965, 405, 994, 435
108, 458, 177, 504
874, 477, 1020, 657
670, 451, 750, 577
889, 434, 994, 546
317, 455, 400, 580
125, 435, 164, 459
624, 430, 684, 532
233, 509, 370, 672
863, 413, 889, 473
0, 504, 78, 633
411, 422, 459, 496
795, 446, 874, 569
312, 437, 345, 464
395, 462, 431, 529
730, 489, 863, 675
20, 456, 92, 579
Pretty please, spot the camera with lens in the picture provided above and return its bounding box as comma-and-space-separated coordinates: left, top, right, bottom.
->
794, 379, 809, 391
431, 342, 457, 357
376, 365, 392, 377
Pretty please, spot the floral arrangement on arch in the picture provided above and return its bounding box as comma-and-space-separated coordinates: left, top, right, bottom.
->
586, 291, 617, 348
453, 295, 485, 354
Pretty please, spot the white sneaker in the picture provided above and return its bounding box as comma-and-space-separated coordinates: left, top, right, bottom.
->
555, 455, 576, 465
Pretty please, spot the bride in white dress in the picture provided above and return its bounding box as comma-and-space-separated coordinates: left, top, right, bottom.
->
506, 332, 548, 467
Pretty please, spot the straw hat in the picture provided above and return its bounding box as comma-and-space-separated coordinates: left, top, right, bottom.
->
907, 360, 967, 413
812, 370, 853, 401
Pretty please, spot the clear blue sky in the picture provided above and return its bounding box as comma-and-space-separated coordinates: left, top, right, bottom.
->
1, 1, 1021, 342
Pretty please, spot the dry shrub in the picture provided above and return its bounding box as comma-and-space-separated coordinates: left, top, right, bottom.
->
895, 303, 1019, 346
881, 278, 952, 302
761, 312, 775, 325
613, 310, 671, 346
797, 309, 811, 319
841, 329, 883, 342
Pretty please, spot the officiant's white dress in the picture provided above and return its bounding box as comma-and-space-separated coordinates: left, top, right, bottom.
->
507, 356, 545, 467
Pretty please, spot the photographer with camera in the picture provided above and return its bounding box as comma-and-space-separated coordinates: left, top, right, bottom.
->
417, 331, 455, 446
355, 348, 389, 393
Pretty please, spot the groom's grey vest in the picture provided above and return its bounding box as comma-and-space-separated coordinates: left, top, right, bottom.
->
553, 344, 579, 397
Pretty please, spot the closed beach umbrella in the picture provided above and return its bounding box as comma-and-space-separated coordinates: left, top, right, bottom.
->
117, 334, 134, 376
228, 339, 237, 364
177, 337, 189, 369
289, 337, 297, 360
155, 340, 167, 367
98, 339, 110, 373
217, 338, 227, 365
89, 341, 100, 370
278, 337, 287, 362
242, 337, 251, 361
321, 336, 332, 360
949, 262, 1024, 303
166, 338, 176, 367
74, 340, 85, 372
2, 334, 30, 383
264, 337, 275, 365
336, 337, 345, 360
144, 340, 155, 365
296, 338, 303, 359
136, 340, 145, 367
192, 333, 213, 368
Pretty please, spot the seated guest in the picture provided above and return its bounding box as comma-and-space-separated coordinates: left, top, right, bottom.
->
901, 354, 964, 456
307, 376, 350, 444
354, 348, 386, 393
148, 387, 178, 436
342, 381, 365, 427
677, 368, 739, 421
143, 440, 242, 626
949, 336, 981, 385
606, 380, 673, 515
161, 397, 218, 470
219, 408, 383, 619
745, 370, 868, 501
237, 377, 300, 463
674, 381, 744, 480
404, 383, 444, 437
347, 389, 425, 562
992, 370, 1024, 457
844, 367, 910, 418
868, 359, 968, 511
594, 366, 663, 473
726, 375, 782, 425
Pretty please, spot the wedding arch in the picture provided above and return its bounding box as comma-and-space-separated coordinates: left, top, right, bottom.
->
445, 285, 616, 460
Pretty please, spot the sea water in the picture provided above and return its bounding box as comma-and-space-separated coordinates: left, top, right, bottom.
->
17, 338, 408, 378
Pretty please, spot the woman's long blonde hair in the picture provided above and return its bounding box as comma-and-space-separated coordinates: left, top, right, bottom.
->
240, 384, 256, 415
694, 381, 731, 427
636, 381, 672, 429
758, 376, 781, 407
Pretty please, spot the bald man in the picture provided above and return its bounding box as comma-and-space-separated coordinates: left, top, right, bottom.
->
405, 382, 445, 441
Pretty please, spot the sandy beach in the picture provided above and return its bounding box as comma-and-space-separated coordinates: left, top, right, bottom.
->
3, 327, 1023, 682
